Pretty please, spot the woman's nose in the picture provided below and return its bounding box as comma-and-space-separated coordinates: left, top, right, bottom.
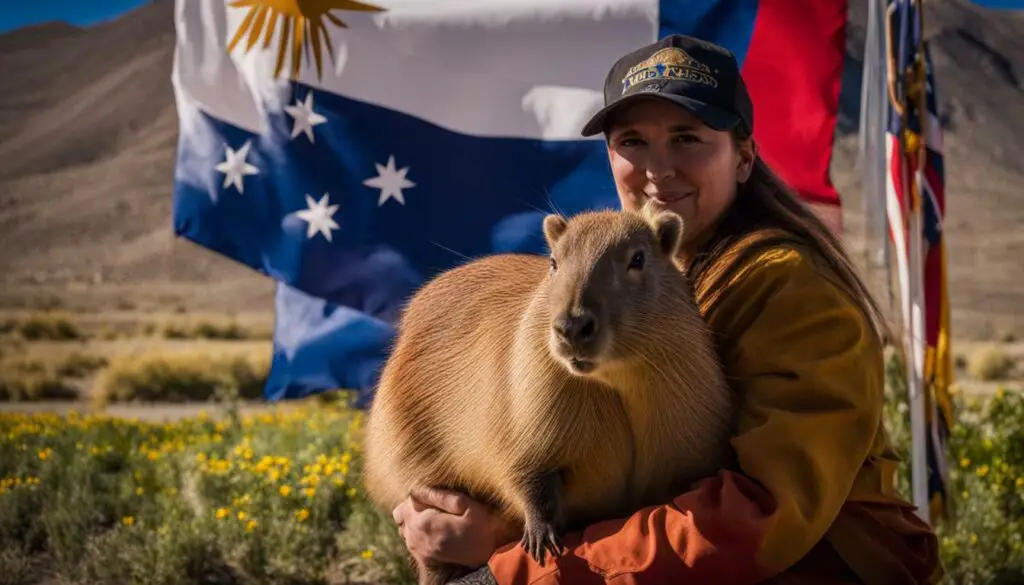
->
644, 148, 675, 182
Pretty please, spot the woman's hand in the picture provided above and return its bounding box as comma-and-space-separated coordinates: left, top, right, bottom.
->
392, 485, 519, 569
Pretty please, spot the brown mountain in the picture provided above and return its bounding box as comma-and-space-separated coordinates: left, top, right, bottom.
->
0, 0, 1021, 339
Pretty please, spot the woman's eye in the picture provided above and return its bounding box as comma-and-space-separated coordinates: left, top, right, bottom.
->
673, 134, 700, 144
627, 250, 645, 271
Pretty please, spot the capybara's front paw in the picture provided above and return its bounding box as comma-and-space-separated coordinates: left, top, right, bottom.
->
520, 516, 564, 567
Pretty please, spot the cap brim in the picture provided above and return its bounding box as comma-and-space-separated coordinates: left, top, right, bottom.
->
579, 93, 740, 137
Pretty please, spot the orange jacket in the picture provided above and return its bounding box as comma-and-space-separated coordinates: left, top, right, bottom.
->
486, 229, 942, 585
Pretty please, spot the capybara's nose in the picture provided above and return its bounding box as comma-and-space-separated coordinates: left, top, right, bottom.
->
553, 310, 598, 347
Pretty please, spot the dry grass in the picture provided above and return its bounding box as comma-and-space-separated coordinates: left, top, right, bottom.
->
0, 307, 275, 404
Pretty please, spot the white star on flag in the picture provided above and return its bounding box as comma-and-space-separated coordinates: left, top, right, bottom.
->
214, 141, 259, 193
284, 93, 327, 143
295, 193, 340, 242
363, 155, 416, 206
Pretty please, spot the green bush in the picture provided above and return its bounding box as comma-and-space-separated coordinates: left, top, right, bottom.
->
884, 353, 1024, 584
0, 405, 412, 585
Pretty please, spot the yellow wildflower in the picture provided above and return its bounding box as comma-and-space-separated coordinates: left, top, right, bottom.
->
245, 519, 258, 532
216, 508, 229, 520
960, 457, 971, 468
303, 487, 316, 498
279, 485, 292, 497
976, 465, 990, 478
295, 509, 310, 522
237, 511, 248, 521
122, 516, 135, 526
360, 549, 374, 560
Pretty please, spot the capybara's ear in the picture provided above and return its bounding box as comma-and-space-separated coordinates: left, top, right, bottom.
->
652, 211, 684, 257
543, 214, 568, 249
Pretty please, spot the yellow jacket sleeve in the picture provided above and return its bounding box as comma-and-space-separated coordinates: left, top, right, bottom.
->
702, 238, 886, 572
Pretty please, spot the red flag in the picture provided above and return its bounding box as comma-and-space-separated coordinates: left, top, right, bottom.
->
741, 0, 849, 209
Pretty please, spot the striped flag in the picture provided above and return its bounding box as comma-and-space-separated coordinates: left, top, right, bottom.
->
883, 0, 954, 522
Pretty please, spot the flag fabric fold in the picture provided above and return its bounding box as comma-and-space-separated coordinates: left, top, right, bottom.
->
170, 0, 850, 404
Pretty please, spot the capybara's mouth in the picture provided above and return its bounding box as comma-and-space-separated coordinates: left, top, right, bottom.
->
568, 357, 596, 374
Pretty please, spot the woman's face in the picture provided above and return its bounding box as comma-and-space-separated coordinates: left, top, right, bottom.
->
605, 98, 755, 255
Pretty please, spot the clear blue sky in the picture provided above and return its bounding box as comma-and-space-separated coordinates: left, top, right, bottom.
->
0, 0, 153, 34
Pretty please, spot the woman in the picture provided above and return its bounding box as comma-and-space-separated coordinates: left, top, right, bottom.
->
391, 34, 943, 584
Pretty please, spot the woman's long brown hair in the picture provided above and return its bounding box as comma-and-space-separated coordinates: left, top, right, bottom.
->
686, 129, 893, 346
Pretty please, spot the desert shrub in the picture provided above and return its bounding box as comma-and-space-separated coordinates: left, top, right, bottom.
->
161, 319, 271, 341
15, 314, 80, 341
92, 350, 270, 406
55, 352, 108, 378
0, 358, 77, 402
969, 345, 1016, 381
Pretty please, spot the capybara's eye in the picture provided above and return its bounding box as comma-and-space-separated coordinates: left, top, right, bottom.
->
550, 257, 557, 271
628, 250, 645, 271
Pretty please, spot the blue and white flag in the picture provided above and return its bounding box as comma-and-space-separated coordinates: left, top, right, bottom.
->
170, 0, 764, 405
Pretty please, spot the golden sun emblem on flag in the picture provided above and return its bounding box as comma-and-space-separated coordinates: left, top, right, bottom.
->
227, 0, 386, 80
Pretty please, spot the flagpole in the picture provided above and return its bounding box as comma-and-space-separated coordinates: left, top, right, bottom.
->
909, 0, 932, 525
860, 0, 892, 310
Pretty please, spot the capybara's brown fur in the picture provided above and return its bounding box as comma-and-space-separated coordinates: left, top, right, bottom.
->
362, 206, 736, 585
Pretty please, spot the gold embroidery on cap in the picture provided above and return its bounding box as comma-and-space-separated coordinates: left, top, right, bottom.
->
621, 47, 718, 93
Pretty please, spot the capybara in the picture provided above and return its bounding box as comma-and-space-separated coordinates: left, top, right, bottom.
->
362, 205, 735, 585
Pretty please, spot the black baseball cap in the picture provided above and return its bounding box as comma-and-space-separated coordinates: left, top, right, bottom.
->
580, 34, 754, 138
